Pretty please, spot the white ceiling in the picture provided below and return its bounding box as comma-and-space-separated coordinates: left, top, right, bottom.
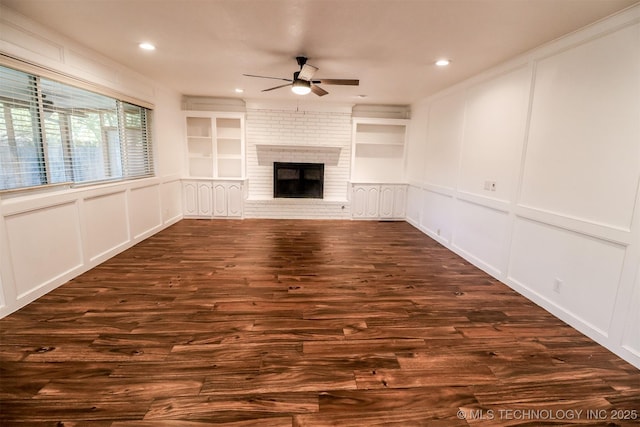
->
2, 0, 637, 105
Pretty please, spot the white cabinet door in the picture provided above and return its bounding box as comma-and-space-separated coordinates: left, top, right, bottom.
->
213, 182, 228, 217
197, 182, 213, 217
393, 185, 407, 218
183, 181, 198, 217
227, 183, 243, 217
379, 185, 395, 218
365, 186, 380, 218
351, 186, 368, 218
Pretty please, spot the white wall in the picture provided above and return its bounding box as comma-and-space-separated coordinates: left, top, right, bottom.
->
0, 5, 184, 318
406, 6, 640, 368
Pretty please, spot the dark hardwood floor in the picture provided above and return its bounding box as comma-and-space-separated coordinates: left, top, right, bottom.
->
1, 219, 638, 426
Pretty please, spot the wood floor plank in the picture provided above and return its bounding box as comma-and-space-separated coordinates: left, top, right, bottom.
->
302, 338, 428, 355
317, 387, 478, 413
0, 219, 638, 425
34, 378, 203, 400
471, 378, 617, 404
0, 398, 152, 421
260, 353, 402, 371
354, 366, 497, 389
200, 367, 358, 395
144, 393, 317, 420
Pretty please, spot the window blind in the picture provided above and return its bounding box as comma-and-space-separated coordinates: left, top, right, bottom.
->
0, 64, 153, 191
0, 66, 46, 190
121, 102, 153, 179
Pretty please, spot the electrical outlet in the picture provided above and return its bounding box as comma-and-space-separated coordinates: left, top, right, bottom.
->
484, 180, 497, 191
553, 278, 562, 293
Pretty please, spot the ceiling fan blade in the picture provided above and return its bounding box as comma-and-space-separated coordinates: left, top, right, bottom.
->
313, 79, 359, 86
311, 85, 328, 97
243, 74, 292, 82
298, 64, 318, 81
262, 83, 292, 92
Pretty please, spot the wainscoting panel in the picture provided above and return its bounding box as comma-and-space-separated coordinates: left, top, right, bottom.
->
423, 92, 465, 189
457, 65, 529, 202
508, 217, 626, 337
452, 198, 509, 277
622, 262, 640, 358
405, 185, 422, 225
5, 201, 83, 300
129, 184, 163, 240
161, 178, 184, 224
519, 23, 640, 230
419, 189, 454, 244
84, 191, 129, 262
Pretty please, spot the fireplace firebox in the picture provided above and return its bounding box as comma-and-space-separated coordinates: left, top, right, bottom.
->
273, 162, 324, 199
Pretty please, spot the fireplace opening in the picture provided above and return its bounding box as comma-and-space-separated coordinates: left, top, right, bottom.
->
274, 162, 324, 199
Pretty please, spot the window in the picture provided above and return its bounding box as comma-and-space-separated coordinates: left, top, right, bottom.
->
0, 64, 153, 191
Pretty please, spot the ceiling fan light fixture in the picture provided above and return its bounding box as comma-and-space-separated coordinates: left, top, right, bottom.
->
291, 79, 311, 95
245, 56, 359, 96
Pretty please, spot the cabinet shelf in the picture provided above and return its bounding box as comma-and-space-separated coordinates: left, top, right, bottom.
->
185, 112, 245, 179
355, 140, 405, 146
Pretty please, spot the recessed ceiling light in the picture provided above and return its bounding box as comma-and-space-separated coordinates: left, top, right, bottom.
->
357, 95, 367, 99
139, 42, 156, 51
435, 59, 450, 67
235, 88, 244, 93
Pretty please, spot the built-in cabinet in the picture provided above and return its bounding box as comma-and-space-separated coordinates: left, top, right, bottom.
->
183, 179, 243, 218
351, 118, 408, 183
183, 111, 245, 218
351, 183, 407, 220
350, 117, 408, 220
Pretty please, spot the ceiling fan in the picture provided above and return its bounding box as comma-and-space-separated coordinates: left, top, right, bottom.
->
243, 56, 359, 96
